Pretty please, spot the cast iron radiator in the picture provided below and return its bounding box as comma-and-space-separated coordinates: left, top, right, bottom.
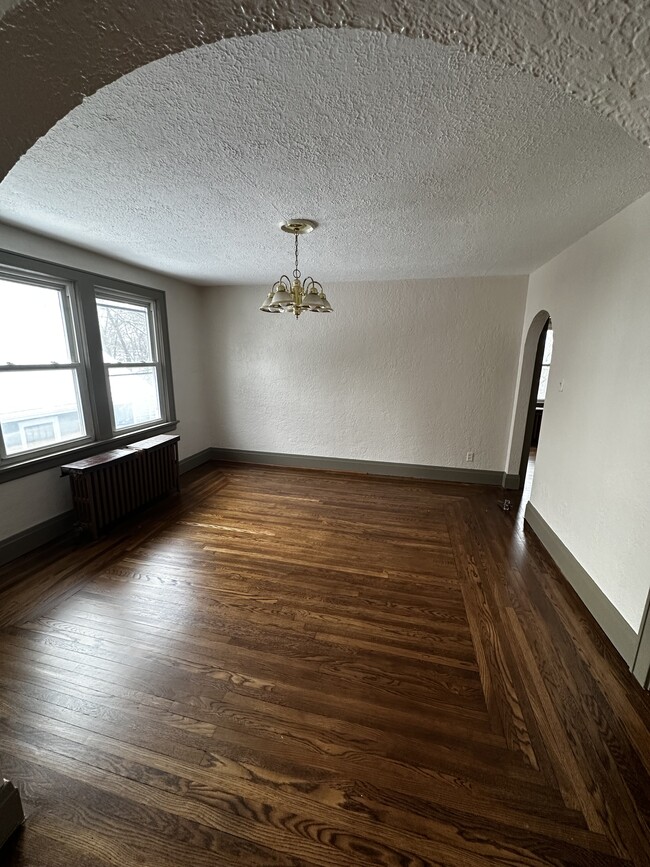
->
61, 434, 180, 539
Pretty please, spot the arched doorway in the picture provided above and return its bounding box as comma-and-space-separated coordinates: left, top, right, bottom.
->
504, 309, 552, 492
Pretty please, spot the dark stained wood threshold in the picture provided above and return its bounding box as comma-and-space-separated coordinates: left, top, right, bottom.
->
0, 462, 648, 865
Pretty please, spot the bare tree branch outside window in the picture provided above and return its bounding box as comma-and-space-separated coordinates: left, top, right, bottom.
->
97, 301, 152, 363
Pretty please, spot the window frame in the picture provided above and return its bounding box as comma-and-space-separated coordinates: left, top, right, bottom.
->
0, 264, 96, 462
0, 249, 177, 483
536, 327, 553, 405
95, 286, 170, 435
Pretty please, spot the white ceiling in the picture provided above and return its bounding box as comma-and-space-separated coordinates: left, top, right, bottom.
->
1, 28, 649, 285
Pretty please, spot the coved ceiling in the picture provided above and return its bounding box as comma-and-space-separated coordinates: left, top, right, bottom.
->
0, 2, 649, 283
1, 0, 649, 185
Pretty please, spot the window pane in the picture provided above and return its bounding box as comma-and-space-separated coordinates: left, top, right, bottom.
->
97, 297, 154, 363
537, 366, 550, 401
0, 278, 72, 364
0, 369, 86, 455
542, 329, 554, 365
108, 366, 161, 430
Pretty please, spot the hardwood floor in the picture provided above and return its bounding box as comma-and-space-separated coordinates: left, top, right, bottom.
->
0, 462, 648, 866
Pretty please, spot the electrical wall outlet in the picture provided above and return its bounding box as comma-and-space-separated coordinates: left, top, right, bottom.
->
466, 451, 474, 462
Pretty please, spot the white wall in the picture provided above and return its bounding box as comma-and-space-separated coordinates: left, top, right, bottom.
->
0, 223, 211, 540
205, 277, 527, 471
523, 192, 650, 632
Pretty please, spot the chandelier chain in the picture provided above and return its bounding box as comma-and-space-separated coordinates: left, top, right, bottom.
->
294, 232, 300, 279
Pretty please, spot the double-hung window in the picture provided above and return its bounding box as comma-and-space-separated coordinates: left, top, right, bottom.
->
0, 252, 176, 479
536, 327, 553, 403
96, 291, 165, 432
0, 269, 93, 459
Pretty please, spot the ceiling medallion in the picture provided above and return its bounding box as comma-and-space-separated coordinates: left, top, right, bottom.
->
260, 220, 333, 318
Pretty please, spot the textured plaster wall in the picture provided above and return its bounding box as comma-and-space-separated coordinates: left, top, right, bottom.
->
0, 223, 211, 540
524, 192, 650, 632
205, 277, 527, 470
1, 0, 649, 184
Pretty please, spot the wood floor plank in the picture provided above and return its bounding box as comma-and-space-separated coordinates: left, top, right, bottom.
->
1, 735, 619, 867
0, 462, 648, 865
0, 690, 584, 834
504, 606, 608, 832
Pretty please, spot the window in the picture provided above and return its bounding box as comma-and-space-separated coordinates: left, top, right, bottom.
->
537, 327, 553, 402
0, 254, 176, 478
0, 272, 92, 458
97, 293, 163, 432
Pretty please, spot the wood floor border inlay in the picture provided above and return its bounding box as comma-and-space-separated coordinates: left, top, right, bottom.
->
0, 462, 648, 865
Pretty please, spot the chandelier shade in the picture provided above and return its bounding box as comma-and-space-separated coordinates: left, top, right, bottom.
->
269, 284, 294, 309
259, 221, 333, 318
259, 290, 283, 312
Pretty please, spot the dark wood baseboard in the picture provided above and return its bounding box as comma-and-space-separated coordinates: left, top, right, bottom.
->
210, 447, 504, 485
178, 448, 214, 474
524, 501, 640, 676
0, 511, 76, 570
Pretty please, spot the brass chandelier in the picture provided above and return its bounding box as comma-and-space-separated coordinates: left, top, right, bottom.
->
260, 220, 333, 317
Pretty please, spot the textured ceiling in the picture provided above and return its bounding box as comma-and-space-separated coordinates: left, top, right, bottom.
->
1, 29, 649, 284
1, 1, 649, 187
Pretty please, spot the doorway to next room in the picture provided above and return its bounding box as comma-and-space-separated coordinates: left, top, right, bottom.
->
522, 319, 553, 501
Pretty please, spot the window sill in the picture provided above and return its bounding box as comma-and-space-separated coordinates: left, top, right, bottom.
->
0, 421, 179, 484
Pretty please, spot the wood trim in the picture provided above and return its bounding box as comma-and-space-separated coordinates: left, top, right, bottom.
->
632, 590, 650, 688
524, 500, 638, 668
502, 472, 520, 489
178, 448, 213, 475
0, 511, 76, 571
210, 448, 504, 485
